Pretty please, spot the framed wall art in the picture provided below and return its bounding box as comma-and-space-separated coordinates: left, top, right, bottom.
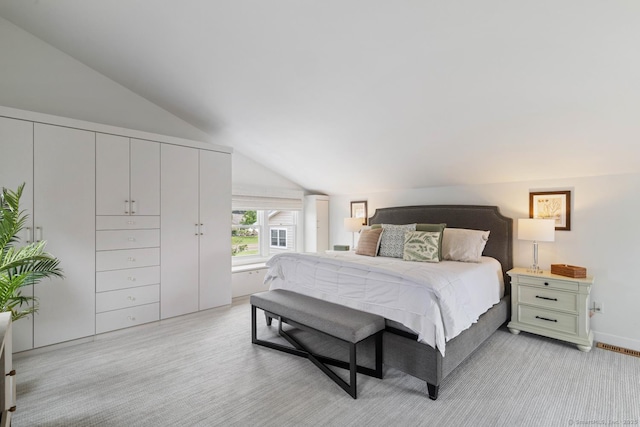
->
529, 190, 571, 231
350, 200, 368, 226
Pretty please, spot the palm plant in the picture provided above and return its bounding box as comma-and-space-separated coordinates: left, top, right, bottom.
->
0, 183, 63, 321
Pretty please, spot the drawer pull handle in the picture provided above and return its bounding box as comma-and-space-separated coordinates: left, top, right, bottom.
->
535, 295, 558, 301
128, 257, 136, 262
127, 277, 136, 281
128, 237, 136, 241
127, 316, 136, 321
535, 315, 558, 323
128, 296, 136, 301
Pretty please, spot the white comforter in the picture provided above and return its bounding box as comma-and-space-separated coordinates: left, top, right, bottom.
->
264, 252, 504, 356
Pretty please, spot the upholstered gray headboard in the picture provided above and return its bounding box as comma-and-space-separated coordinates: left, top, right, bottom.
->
369, 205, 513, 292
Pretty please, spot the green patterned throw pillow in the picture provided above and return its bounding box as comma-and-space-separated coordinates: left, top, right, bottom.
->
403, 231, 441, 263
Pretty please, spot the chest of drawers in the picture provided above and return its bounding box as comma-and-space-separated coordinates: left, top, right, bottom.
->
96, 215, 161, 333
507, 268, 594, 352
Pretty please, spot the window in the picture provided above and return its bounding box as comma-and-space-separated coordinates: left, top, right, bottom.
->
270, 228, 287, 248
232, 209, 298, 263
231, 186, 303, 265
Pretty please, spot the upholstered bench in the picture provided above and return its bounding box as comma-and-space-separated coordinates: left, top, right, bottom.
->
250, 289, 384, 399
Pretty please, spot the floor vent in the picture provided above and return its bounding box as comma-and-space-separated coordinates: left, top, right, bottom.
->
597, 342, 640, 358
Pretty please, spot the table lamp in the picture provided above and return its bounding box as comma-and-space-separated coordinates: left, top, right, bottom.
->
518, 218, 555, 274
344, 217, 363, 250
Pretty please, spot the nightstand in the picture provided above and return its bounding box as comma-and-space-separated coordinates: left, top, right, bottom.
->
507, 267, 594, 352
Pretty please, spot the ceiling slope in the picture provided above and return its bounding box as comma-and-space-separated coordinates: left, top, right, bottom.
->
1, 1, 639, 194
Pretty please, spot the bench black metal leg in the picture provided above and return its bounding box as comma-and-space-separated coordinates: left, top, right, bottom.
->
251, 304, 383, 399
265, 313, 273, 326
427, 382, 439, 400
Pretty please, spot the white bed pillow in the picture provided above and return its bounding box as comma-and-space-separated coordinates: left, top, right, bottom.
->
442, 228, 490, 263
379, 223, 416, 258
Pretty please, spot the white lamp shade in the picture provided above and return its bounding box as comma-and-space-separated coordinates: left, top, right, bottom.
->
344, 217, 364, 233
518, 218, 555, 242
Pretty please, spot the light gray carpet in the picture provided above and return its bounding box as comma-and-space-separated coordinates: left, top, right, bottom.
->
12, 296, 640, 427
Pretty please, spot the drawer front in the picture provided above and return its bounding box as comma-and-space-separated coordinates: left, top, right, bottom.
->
96, 285, 160, 313
96, 266, 160, 292
516, 275, 578, 292
518, 305, 578, 335
518, 285, 578, 313
96, 216, 160, 230
96, 303, 160, 334
96, 229, 160, 251
96, 248, 160, 272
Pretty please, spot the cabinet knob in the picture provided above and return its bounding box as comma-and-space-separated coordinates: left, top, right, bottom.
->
9, 406, 16, 412
544, 282, 549, 286
6, 369, 16, 377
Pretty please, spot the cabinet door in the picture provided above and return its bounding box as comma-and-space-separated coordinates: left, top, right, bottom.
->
130, 139, 160, 216
160, 144, 199, 319
0, 117, 35, 352
316, 199, 329, 252
199, 150, 232, 310
33, 123, 95, 347
96, 133, 130, 215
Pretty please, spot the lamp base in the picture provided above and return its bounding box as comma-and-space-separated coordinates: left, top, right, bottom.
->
527, 265, 544, 274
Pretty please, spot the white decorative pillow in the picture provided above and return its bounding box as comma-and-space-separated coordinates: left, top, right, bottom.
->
379, 223, 417, 258
442, 228, 490, 263
403, 231, 441, 263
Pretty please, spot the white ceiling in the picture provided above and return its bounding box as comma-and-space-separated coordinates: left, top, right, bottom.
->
1, 1, 639, 195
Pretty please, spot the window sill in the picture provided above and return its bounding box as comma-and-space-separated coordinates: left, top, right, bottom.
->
232, 262, 268, 273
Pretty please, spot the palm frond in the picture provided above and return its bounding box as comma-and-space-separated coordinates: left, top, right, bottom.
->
0, 183, 62, 321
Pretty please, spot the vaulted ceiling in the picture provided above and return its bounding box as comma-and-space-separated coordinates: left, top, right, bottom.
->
1, 1, 639, 195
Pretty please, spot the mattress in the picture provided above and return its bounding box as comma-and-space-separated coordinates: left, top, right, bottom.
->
265, 252, 504, 356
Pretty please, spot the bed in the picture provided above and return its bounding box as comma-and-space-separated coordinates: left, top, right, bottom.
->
265, 205, 513, 399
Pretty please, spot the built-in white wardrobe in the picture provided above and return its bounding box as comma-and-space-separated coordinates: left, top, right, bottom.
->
0, 107, 232, 352
304, 195, 329, 253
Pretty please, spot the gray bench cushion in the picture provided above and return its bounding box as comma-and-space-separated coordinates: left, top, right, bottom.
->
251, 290, 385, 343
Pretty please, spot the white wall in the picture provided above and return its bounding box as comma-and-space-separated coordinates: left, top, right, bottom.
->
0, 16, 303, 195
0, 16, 209, 143
232, 151, 303, 191
330, 173, 640, 352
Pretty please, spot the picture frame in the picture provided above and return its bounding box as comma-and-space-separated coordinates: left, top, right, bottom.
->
350, 200, 368, 226
529, 190, 571, 231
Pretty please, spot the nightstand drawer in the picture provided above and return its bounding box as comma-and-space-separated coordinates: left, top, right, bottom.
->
517, 275, 578, 292
518, 306, 578, 335
519, 285, 578, 312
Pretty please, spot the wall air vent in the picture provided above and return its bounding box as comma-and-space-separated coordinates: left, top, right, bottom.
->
597, 342, 640, 358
